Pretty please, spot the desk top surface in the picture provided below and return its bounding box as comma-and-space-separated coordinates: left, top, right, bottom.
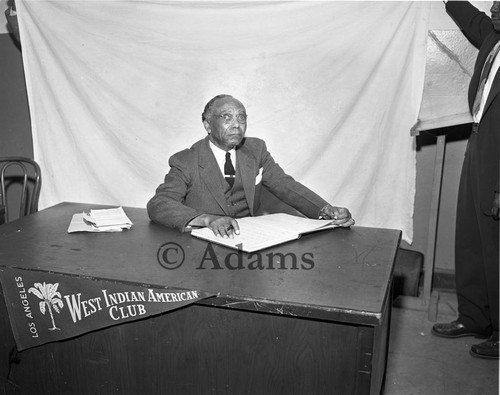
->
0, 202, 401, 325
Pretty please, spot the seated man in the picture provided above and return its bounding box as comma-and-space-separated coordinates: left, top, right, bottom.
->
147, 94, 354, 238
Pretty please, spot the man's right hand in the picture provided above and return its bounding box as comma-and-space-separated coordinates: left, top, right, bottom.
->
189, 214, 240, 238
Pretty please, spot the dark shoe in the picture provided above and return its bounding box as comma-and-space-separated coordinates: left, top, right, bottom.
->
431, 320, 489, 339
470, 337, 500, 359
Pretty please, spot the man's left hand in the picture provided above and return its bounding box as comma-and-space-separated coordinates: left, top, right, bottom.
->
319, 204, 355, 227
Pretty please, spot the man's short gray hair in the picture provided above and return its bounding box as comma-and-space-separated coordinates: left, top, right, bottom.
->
201, 94, 234, 122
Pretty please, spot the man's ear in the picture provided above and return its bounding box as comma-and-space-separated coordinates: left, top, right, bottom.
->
203, 120, 211, 134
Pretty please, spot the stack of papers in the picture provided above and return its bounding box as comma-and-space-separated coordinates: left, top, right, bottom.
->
68, 207, 133, 233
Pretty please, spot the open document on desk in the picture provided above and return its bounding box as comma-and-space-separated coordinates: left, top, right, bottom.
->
190, 213, 338, 253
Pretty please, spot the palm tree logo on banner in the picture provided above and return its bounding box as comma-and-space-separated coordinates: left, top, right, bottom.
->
28, 282, 64, 331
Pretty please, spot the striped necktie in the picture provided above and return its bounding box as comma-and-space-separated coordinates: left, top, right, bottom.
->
224, 152, 235, 187
472, 40, 500, 119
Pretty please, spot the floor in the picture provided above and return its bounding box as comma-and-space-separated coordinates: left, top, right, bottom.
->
384, 290, 499, 395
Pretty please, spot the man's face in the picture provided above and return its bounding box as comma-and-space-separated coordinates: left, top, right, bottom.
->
204, 97, 247, 151
492, 1, 500, 32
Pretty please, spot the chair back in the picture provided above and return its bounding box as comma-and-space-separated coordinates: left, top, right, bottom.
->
0, 157, 42, 223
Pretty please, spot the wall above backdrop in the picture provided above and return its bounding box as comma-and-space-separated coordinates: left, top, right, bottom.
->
0, 0, 10, 34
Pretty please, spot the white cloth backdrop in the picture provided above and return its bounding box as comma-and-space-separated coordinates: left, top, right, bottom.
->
17, 1, 430, 243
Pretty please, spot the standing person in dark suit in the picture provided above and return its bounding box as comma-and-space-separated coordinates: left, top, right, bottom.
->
432, 1, 500, 359
148, 94, 354, 238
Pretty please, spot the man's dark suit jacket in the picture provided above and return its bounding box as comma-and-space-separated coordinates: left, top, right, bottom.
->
147, 136, 328, 231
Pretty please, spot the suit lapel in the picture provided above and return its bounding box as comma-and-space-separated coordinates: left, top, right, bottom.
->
470, 44, 489, 107
470, 33, 500, 112
484, 60, 500, 115
198, 137, 230, 215
236, 142, 258, 216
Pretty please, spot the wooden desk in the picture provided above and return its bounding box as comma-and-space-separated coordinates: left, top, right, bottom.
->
0, 202, 400, 395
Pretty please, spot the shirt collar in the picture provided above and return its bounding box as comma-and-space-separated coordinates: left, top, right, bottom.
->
208, 139, 236, 174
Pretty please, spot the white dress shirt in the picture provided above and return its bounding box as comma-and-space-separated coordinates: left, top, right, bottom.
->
208, 140, 236, 177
